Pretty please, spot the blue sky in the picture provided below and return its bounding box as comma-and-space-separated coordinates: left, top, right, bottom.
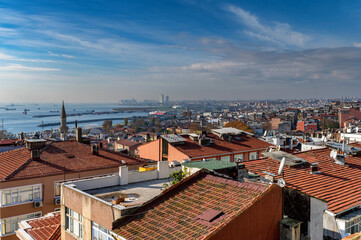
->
0, 0, 360, 102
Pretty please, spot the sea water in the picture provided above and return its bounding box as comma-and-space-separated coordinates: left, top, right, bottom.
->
0, 103, 148, 134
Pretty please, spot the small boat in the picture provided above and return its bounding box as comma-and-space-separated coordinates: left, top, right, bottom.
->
23, 111, 27, 114
5, 108, 16, 111
24, 108, 30, 111
50, 110, 59, 113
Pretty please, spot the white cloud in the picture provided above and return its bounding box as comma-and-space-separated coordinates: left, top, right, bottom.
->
0, 52, 53, 62
48, 51, 75, 59
226, 5, 310, 47
353, 42, 361, 48
0, 64, 60, 71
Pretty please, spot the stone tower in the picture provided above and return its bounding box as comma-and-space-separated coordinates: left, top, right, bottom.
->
59, 101, 68, 140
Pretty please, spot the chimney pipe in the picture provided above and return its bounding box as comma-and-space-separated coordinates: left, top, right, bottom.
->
91, 145, 99, 155
76, 127, 82, 143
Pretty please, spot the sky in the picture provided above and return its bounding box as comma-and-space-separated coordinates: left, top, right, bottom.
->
0, 0, 361, 103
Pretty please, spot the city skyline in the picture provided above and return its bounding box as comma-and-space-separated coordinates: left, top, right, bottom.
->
1, 0, 361, 102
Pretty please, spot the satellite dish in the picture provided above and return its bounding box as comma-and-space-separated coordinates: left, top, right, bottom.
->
278, 157, 286, 176
278, 178, 286, 188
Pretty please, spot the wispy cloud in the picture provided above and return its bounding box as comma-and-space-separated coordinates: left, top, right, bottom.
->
0, 52, 53, 62
0, 64, 60, 71
226, 5, 310, 47
48, 51, 75, 58
354, 42, 361, 48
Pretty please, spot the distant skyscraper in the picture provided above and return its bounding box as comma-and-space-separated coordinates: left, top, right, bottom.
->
165, 96, 169, 103
160, 93, 164, 104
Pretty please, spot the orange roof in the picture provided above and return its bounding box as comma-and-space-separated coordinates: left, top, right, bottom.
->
114, 170, 276, 239
243, 146, 361, 214
174, 134, 272, 159
0, 141, 152, 181
25, 212, 60, 240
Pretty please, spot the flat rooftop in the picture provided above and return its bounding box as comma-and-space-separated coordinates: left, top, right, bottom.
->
84, 178, 171, 207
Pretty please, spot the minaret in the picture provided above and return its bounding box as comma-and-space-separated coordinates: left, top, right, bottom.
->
59, 101, 68, 140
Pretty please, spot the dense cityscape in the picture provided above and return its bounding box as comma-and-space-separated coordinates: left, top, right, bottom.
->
1, 0, 361, 240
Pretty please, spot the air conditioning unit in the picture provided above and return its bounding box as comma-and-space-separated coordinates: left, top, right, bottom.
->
54, 197, 61, 205
33, 201, 43, 208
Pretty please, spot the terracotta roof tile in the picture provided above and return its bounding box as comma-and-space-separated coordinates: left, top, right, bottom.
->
0, 141, 151, 181
25, 212, 60, 240
114, 171, 273, 240
243, 147, 361, 214
175, 134, 272, 159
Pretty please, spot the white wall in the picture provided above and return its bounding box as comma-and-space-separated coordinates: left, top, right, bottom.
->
70, 162, 182, 190
310, 197, 328, 240
68, 174, 119, 191
128, 170, 158, 183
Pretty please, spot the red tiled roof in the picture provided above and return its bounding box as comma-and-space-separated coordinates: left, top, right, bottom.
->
175, 134, 272, 159
0, 139, 16, 146
114, 170, 274, 240
25, 212, 60, 240
243, 147, 361, 214
0, 141, 151, 181
116, 139, 142, 147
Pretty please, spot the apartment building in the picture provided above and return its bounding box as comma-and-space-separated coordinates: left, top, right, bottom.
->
243, 144, 361, 239
60, 165, 282, 240
138, 127, 272, 163
0, 138, 153, 240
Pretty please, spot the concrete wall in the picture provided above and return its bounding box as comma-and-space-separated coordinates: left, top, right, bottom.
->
128, 170, 158, 183
323, 211, 342, 240
70, 162, 182, 191
310, 197, 328, 240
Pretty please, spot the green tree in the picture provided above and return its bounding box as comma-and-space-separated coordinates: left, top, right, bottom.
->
123, 118, 128, 126
102, 120, 113, 132
169, 170, 187, 185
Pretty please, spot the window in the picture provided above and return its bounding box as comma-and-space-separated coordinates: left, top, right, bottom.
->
66, 207, 83, 239
220, 155, 230, 162
0, 184, 42, 206
54, 182, 61, 197
234, 154, 244, 162
249, 152, 258, 160
92, 222, 114, 240
0, 212, 41, 236
346, 216, 361, 235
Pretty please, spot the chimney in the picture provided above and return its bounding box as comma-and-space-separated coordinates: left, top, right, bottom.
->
91, 145, 99, 155
99, 142, 103, 149
236, 161, 248, 182
76, 127, 82, 143
25, 139, 46, 150
310, 163, 319, 174
31, 150, 40, 160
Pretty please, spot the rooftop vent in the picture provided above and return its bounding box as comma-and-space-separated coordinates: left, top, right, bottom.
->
309, 162, 321, 174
